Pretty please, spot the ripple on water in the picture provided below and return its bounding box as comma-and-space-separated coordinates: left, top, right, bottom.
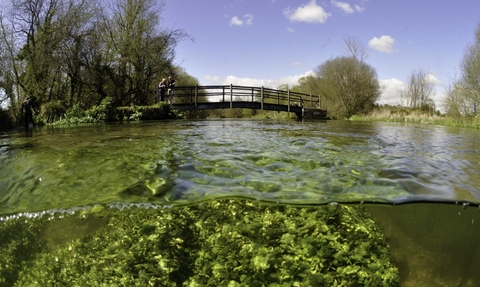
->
0, 120, 480, 215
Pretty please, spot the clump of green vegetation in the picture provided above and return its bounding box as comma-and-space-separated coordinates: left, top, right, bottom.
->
0, 217, 47, 286
6, 200, 400, 286
40, 101, 68, 123
351, 105, 480, 129
189, 201, 399, 286
51, 100, 179, 125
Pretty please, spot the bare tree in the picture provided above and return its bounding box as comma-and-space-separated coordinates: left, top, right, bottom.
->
401, 68, 435, 109
342, 35, 369, 62
443, 82, 476, 116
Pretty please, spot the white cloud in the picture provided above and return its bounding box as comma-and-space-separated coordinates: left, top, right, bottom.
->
378, 78, 405, 106
229, 14, 254, 26
284, 0, 331, 23
331, 0, 364, 14
378, 76, 444, 108
354, 5, 364, 12
291, 62, 303, 67
425, 74, 442, 86
204, 75, 224, 84
204, 71, 315, 89
229, 16, 243, 26
331, 0, 354, 14
286, 27, 295, 33
369, 35, 396, 53
244, 14, 254, 25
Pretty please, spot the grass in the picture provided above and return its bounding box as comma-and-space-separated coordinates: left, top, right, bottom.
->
350, 107, 480, 129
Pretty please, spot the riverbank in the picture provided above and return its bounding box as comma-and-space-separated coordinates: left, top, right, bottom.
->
350, 107, 480, 129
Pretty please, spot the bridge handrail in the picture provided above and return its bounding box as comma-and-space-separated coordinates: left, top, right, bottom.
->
172, 85, 321, 109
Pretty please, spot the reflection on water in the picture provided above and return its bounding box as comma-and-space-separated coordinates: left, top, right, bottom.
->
1, 120, 480, 286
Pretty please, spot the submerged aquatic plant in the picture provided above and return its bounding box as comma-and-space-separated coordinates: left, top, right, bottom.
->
6, 200, 399, 286
0, 217, 46, 286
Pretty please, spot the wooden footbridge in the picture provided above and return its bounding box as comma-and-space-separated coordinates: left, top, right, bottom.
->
168, 85, 327, 119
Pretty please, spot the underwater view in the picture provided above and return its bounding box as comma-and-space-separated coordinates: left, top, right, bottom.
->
1, 120, 480, 286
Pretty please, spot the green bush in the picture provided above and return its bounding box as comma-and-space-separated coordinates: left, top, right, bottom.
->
41, 101, 67, 123
66, 104, 85, 118
86, 97, 115, 122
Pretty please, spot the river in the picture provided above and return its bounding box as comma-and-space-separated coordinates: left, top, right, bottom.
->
1, 119, 480, 286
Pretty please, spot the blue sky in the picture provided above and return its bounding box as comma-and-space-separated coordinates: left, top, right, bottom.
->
162, 0, 480, 108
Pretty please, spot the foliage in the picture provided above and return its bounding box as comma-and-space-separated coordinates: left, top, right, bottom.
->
86, 97, 115, 122
460, 22, 480, 97
0, 0, 192, 126
443, 22, 480, 116
350, 105, 480, 129
289, 57, 380, 119
51, 101, 178, 125
0, 217, 46, 286
314, 57, 381, 119
66, 104, 85, 119
40, 101, 67, 123
9, 200, 399, 286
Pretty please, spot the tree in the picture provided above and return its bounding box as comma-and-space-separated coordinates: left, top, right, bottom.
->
342, 35, 369, 62
443, 81, 475, 116
314, 56, 381, 118
0, 0, 191, 123
458, 22, 480, 112
99, 0, 189, 107
443, 22, 480, 116
401, 68, 435, 110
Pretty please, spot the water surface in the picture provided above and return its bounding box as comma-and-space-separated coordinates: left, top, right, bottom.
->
1, 120, 479, 215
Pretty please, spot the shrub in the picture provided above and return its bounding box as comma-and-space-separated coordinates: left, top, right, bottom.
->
41, 101, 67, 123
86, 97, 115, 122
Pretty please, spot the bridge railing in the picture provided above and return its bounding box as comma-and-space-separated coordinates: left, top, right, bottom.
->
171, 85, 321, 109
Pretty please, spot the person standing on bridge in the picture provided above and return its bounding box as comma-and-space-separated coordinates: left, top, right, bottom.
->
167, 76, 176, 103
158, 78, 167, 102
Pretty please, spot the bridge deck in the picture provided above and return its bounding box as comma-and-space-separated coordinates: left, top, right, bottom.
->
167, 85, 327, 119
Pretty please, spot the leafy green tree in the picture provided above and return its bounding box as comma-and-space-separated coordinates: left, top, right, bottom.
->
314, 56, 381, 118
0, 0, 192, 124
99, 0, 189, 106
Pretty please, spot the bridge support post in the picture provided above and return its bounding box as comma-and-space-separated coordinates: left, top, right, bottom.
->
310, 94, 312, 107
195, 84, 198, 107
261, 86, 264, 110
287, 90, 290, 113
230, 84, 233, 109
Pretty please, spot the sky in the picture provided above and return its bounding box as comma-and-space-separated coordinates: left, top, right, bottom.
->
162, 0, 480, 109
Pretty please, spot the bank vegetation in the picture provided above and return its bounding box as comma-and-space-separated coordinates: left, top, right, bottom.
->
0, 0, 198, 129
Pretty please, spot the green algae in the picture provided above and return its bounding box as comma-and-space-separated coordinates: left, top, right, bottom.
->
1, 200, 399, 286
